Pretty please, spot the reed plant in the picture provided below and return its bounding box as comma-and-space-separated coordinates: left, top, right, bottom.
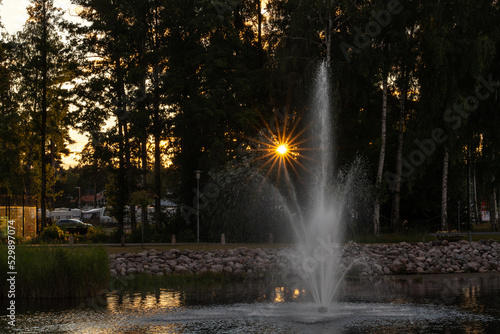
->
0, 245, 109, 298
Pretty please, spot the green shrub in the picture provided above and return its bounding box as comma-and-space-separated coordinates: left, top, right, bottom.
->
177, 229, 196, 243
129, 224, 150, 243
129, 224, 170, 243
40, 225, 65, 242
108, 228, 123, 243
87, 226, 109, 243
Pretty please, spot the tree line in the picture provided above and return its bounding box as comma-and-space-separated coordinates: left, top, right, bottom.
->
0, 0, 499, 240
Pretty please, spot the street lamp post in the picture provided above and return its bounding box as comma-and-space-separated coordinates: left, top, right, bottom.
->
195, 170, 201, 243
76, 187, 81, 210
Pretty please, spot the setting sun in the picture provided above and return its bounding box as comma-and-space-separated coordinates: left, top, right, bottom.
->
247, 111, 311, 184
276, 144, 288, 155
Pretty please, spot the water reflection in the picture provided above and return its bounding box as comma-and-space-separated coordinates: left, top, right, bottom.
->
107, 289, 182, 313
1, 274, 498, 333
271, 287, 307, 303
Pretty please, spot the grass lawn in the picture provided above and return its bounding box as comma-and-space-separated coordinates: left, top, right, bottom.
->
472, 222, 497, 232
351, 233, 429, 244
105, 226, 500, 255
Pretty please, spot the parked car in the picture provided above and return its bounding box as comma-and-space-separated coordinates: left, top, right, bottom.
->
55, 219, 92, 234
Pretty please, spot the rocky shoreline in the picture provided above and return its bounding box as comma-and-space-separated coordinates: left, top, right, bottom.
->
348, 239, 500, 275
109, 247, 282, 277
109, 239, 500, 278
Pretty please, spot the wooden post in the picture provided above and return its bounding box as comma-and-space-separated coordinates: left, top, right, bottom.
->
269, 233, 273, 245
121, 234, 126, 247
171, 234, 176, 245
221, 233, 225, 245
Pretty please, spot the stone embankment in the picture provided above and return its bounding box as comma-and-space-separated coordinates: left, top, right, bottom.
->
352, 239, 500, 275
109, 239, 500, 278
109, 247, 282, 277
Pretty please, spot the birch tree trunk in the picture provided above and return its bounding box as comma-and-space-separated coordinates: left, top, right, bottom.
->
467, 147, 473, 226
257, 0, 263, 67
390, 71, 408, 231
374, 75, 388, 235
441, 147, 449, 230
153, 65, 162, 231
141, 137, 148, 226
473, 169, 480, 225
151, 4, 163, 231
124, 121, 137, 232
115, 54, 127, 236
40, 0, 48, 229
491, 189, 498, 232
495, 190, 499, 231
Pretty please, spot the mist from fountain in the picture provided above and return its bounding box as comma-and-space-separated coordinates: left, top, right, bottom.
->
287, 61, 350, 313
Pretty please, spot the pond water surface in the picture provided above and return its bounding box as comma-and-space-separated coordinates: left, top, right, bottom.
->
1, 273, 499, 333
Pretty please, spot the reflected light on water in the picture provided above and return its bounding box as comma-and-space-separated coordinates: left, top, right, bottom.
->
274, 287, 285, 302
272, 287, 307, 303
293, 288, 304, 299
462, 284, 485, 314
107, 289, 182, 314
463, 326, 485, 334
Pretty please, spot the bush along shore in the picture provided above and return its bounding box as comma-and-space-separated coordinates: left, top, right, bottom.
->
0, 246, 109, 298
110, 239, 500, 278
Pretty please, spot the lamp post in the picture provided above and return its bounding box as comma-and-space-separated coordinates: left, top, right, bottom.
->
195, 170, 201, 243
76, 187, 81, 210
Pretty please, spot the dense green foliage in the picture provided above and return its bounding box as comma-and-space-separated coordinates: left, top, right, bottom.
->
39, 224, 65, 242
86, 225, 109, 243
1, 0, 500, 241
0, 246, 109, 298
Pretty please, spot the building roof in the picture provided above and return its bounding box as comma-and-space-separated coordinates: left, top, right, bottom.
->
71, 193, 104, 203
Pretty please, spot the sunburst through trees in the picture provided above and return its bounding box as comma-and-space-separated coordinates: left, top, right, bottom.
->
249, 112, 310, 183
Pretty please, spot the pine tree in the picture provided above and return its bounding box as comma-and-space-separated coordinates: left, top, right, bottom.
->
166, 0, 265, 210
73, 0, 138, 234
12, 0, 77, 225
0, 40, 23, 193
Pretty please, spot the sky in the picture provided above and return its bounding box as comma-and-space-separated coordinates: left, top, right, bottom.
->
0, 0, 80, 34
1, 0, 89, 168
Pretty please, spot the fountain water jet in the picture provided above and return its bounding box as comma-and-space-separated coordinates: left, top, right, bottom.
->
287, 61, 348, 313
